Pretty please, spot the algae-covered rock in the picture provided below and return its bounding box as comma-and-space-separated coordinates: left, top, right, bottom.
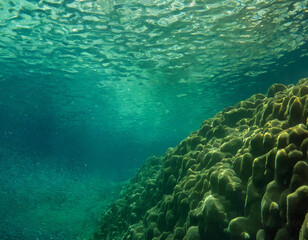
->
288, 97, 303, 126
250, 132, 265, 155
220, 137, 243, 155
240, 153, 253, 182
287, 186, 308, 238
299, 213, 308, 240
267, 84, 287, 98
290, 161, 308, 191
183, 226, 200, 240
261, 182, 283, 238
223, 108, 254, 127
275, 149, 292, 186
92, 78, 308, 240
174, 227, 185, 239
274, 227, 293, 240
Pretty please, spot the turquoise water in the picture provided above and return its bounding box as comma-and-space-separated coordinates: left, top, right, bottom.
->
0, 0, 307, 239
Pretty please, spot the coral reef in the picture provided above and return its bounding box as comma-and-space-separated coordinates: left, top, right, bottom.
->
92, 78, 308, 240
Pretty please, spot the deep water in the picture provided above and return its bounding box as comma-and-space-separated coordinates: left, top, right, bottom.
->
0, 147, 125, 240
0, 0, 307, 239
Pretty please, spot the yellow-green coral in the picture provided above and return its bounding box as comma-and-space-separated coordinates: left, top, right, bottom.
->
92, 78, 308, 240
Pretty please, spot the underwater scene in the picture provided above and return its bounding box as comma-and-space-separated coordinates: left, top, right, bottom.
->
0, 0, 308, 239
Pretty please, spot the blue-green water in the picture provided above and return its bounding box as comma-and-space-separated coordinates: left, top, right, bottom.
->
0, 0, 307, 239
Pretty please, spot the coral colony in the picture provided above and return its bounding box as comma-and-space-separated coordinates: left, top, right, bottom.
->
93, 79, 308, 240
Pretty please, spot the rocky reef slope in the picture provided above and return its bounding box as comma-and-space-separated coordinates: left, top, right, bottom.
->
92, 78, 308, 240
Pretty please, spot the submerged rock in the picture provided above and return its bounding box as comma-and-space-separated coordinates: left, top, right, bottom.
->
267, 84, 287, 98
92, 78, 308, 240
